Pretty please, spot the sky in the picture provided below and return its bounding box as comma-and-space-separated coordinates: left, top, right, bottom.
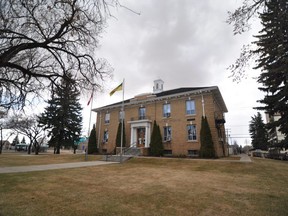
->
81, 0, 266, 147
1, 0, 264, 146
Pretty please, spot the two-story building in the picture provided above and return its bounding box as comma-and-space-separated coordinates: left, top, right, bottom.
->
93, 80, 228, 157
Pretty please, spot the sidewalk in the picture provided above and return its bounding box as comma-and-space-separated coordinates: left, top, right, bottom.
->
239, 154, 252, 162
0, 154, 252, 174
0, 161, 118, 174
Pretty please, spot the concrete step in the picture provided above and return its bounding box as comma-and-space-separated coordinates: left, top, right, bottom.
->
102, 155, 132, 162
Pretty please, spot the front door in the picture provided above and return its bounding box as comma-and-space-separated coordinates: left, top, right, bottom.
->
137, 128, 146, 147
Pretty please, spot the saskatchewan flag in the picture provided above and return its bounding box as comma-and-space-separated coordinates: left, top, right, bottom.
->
109, 82, 123, 96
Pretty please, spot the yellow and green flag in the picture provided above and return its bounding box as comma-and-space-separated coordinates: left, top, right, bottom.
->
109, 82, 123, 96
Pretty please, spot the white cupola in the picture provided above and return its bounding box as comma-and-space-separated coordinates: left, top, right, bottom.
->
153, 79, 164, 94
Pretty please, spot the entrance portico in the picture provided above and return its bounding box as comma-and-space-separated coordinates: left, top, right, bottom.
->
128, 120, 152, 148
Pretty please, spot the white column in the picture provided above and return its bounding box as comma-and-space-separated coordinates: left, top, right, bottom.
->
145, 126, 148, 147
145, 124, 151, 147
130, 126, 134, 147
132, 127, 137, 147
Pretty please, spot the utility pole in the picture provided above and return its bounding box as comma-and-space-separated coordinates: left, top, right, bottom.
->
226, 128, 231, 156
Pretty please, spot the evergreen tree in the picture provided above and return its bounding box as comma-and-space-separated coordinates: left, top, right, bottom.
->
38, 75, 83, 154
150, 120, 164, 156
88, 124, 98, 154
249, 112, 269, 150
12, 135, 20, 146
254, 0, 288, 148
199, 116, 216, 158
228, 0, 288, 149
20, 137, 26, 144
115, 122, 126, 148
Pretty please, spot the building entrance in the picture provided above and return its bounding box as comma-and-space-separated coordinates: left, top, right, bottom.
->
137, 127, 146, 147
128, 120, 151, 148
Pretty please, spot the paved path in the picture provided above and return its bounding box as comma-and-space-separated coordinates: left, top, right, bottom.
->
0, 161, 118, 174
0, 154, 252, 174
239, 154, 252, 162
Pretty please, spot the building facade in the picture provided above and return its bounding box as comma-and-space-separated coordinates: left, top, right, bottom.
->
265, 113, 285, 144
93, 80, 228, 157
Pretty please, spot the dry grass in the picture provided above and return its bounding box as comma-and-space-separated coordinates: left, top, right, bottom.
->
0, 156, 288, 216
0, 152, 102, 167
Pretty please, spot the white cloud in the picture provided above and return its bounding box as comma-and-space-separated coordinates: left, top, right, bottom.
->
83, 0, 264, 146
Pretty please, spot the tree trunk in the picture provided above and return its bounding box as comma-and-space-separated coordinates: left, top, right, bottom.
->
28, 144, 32, 154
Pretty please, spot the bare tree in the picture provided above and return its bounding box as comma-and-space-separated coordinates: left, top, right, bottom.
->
0, 0, 114, 109
6, 114, 46, 154
226, 0, 266, 81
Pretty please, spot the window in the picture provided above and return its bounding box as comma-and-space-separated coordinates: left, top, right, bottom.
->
139, 107, 146, 120
163, 126, 172, 141
104, 113, 110, 124
188, 150, 198, 156
187, 125, 197, 141
186, 100, 195, 115
103, 130, 109, 143
163, 103, 171, 117
119, 110, 125, 121
163, 150, 172, 156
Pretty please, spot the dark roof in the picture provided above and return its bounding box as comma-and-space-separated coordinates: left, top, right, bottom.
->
155, 87, 213, 97
93, 86, 227, 112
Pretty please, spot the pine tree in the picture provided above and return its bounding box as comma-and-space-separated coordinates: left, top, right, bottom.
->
38, 74, 83, 154
88, 124, 97, 154
199, 116, 216, 158
150, 120, 164, 156
12, 135, 20, 146
254, 0, 288, 149
115, 122, 126, 148
20, 137, 26, 144
228, 1, 288, 149
249, 112, 269, 150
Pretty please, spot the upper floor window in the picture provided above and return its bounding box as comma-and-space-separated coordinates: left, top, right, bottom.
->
139, 107, 146, 120
104, 113, 110, 124
163, 103, 171, 118
187, 125, 197, 141
163, 126, 172, 142
186, 100, 195, 115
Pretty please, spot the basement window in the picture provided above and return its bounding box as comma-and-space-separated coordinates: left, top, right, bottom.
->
163, 150, 172, 156
188, 150, 199, 157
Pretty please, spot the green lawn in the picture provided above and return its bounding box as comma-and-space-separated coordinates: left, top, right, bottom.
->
0, 155, 287, 216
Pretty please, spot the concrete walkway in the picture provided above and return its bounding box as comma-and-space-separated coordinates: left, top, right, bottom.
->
0, 161, 118, 174
239, 154, 252, 162
0, 154, 252, 174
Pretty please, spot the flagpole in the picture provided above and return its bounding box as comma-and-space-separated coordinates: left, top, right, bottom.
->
120, 79, 125, 163
88, 90, 94, 137
201, 92, 205, 117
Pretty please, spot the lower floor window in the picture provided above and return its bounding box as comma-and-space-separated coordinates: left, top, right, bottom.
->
163, 126, 172, 141
103, 130, 109, 143
187, 125, 197, 141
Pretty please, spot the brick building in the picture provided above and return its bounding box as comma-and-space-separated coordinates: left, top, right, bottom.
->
93, 80, 228, 157
265, 113, 285, 144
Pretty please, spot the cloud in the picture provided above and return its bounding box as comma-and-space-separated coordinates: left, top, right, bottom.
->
89, 0, 262, 145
